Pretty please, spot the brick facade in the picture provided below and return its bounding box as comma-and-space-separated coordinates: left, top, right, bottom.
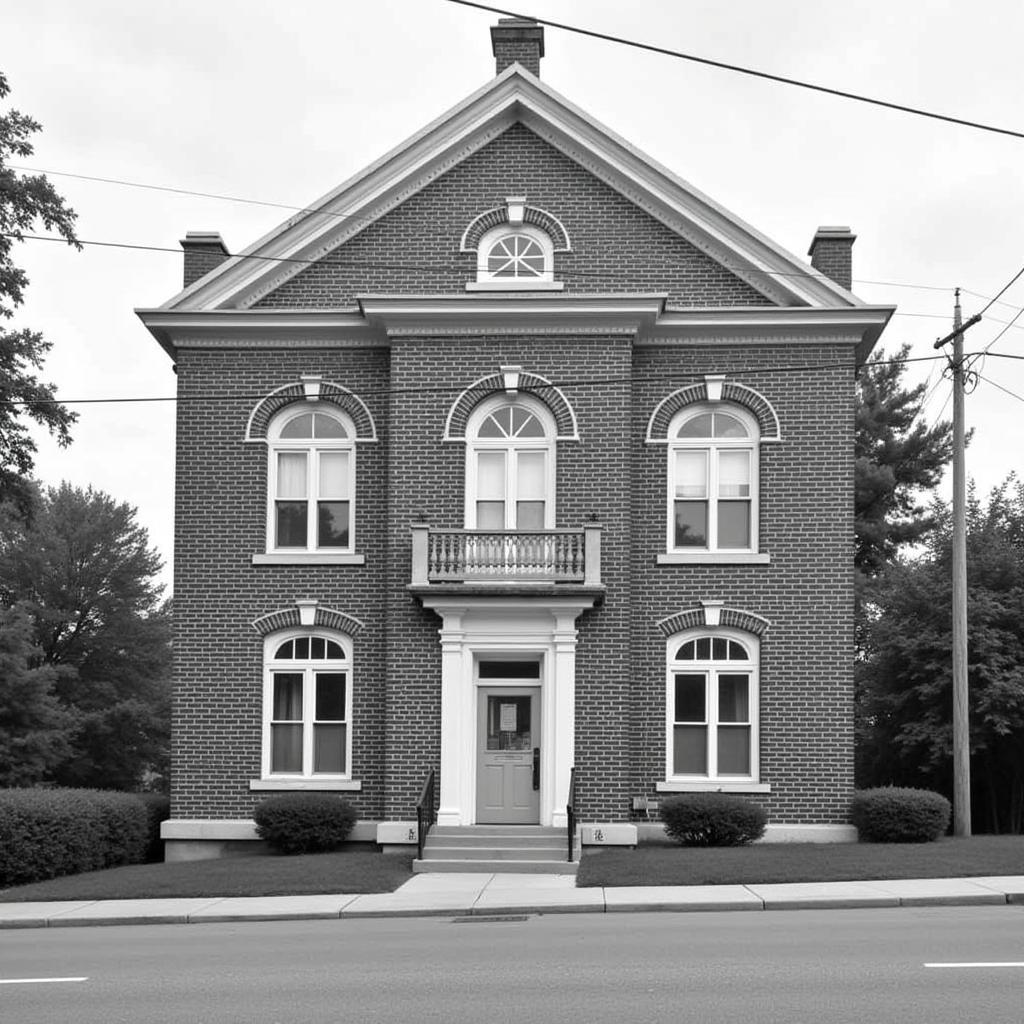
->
149, 41, 887, 847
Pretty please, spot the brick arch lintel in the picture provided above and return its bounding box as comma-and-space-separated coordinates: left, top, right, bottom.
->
656, 606, 771, 638
459, 203, 571, 252
645, 380, 781, 443
251, 604, 366, 637
245, 380, 378, 442
443, 370, 579, 441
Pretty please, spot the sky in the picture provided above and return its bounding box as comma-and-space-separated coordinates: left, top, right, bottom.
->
5, 0, 1024, 594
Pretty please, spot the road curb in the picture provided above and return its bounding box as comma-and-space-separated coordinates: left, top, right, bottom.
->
4, 880, 1019, 929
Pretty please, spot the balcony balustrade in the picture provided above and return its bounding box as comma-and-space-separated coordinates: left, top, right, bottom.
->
410, 524, 602, 587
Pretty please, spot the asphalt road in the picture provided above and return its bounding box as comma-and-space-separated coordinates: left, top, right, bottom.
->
2, 906, 1023, 1023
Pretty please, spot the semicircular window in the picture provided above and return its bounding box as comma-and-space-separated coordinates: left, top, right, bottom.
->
486, 233, 546, 279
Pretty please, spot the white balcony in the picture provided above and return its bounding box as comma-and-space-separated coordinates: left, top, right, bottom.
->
410, 524, 602, 588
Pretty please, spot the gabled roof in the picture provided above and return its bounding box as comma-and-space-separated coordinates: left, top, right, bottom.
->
156, 64, 867, 313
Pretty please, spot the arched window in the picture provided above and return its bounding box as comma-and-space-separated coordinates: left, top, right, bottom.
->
667, 629, 759, 782
465, 395, 556, 529
476, 224, 555, 285
263, 630, 352, 779
668, 404, 759, 553
267, 405, 355, 553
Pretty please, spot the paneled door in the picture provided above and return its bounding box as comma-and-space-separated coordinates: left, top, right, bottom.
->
476, 687, 540, 824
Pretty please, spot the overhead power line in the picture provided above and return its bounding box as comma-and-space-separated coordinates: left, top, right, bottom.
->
8, 164, 374, 231
0, 351, 994, 408
978, 373, 1024, 406
6, 231, 1011, 312
0, 166, 996, 298
446, 1, 1024, 141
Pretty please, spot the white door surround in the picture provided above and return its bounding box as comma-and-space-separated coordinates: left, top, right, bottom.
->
418, 595, 597, 827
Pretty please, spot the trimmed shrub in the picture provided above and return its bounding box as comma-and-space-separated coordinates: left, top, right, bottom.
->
850, 787, 951, 843
254, 794, 358, 855
0, 789, 150, 887
660, 793, 768, 847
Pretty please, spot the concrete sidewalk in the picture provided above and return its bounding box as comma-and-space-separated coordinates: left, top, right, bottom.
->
2, 874, 1024, 928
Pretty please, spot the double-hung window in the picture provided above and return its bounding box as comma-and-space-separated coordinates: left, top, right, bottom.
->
268, 407, 355, 553
264, 632, 351, 779
669, 405, 758, 553
466, 396, 555, 530
668, 631, 758, 782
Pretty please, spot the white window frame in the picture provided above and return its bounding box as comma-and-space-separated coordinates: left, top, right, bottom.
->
463, 394, 557, 530
260, 629, 353, 783
664, 627, 760, 786
666, 403, 760, 555
266, 404, 356, 555
472, 224, 559, 289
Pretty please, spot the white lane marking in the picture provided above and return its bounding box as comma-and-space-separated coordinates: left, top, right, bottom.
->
925, 962, 1024, 968
0, 977, 88, 985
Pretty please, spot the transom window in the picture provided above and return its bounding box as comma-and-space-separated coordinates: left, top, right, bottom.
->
668, 630, 758, 782
668, 404, 759, 553
267, 405, 355, 554
264, 631, 351, 779
465, 396, 555, 530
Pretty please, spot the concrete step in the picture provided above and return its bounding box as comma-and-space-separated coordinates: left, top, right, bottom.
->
412, 858, 579, 875
426, 834, 566, 849
422, 845, 569, 861
429, 825, 564, 838
416, 825, 578, 873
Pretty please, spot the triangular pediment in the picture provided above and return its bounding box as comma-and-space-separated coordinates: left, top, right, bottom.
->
157, 66, 865, 312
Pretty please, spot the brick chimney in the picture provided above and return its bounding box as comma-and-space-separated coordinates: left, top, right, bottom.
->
180, 231, 230, 288
807, 226, 856, 291
491, 17, 544, 76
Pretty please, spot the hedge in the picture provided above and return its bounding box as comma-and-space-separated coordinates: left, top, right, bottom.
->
850, 787, 951, 843
0, 788, 151, 887
254, 793, 358, 854
660, 792, 768, 847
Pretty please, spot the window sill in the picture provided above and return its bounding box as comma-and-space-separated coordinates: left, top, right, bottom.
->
657, 781, 771, 793
657, 552, 771, 565
252, 553, 366, 566
249, 779, 362, 791
465, 280, 565, 291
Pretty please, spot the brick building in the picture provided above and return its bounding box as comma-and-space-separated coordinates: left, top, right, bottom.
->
139, 19, 892, 862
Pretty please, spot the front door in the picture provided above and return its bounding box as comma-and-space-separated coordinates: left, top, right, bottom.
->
476, 687, 540, 824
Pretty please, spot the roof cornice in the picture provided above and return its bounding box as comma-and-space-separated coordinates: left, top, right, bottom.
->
159, 68, 864, 315
135, 308, 377, 358
137, 296, 892, 363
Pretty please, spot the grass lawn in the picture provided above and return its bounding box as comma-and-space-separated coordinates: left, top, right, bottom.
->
576, 834, 1024, 887
0, 847, 414, 903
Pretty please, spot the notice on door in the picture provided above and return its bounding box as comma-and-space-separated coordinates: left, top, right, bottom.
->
499, 703, 518, 732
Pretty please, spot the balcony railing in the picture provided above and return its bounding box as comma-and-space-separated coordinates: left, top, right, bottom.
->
410, 524, 602, 587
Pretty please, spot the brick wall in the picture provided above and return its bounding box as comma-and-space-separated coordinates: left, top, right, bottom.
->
628, 342, 856, 823
382, 334, 633, 820
172, 346, 390, 820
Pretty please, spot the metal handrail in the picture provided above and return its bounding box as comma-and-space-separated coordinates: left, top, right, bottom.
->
416, 769, 436, 861
566, 766, 577, 863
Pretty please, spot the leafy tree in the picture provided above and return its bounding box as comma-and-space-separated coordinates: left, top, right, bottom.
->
0, 602, 69, 786
856, 479, 1024, 832
0, 483, 171, 791
0, 70, 79, 519
855, 344, 953, 577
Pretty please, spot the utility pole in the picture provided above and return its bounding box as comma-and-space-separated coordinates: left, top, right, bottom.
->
933, 289, 980, 836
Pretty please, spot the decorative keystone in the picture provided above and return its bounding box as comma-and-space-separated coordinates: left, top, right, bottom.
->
295, 599, 318, 626
300, 374, 322, 401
